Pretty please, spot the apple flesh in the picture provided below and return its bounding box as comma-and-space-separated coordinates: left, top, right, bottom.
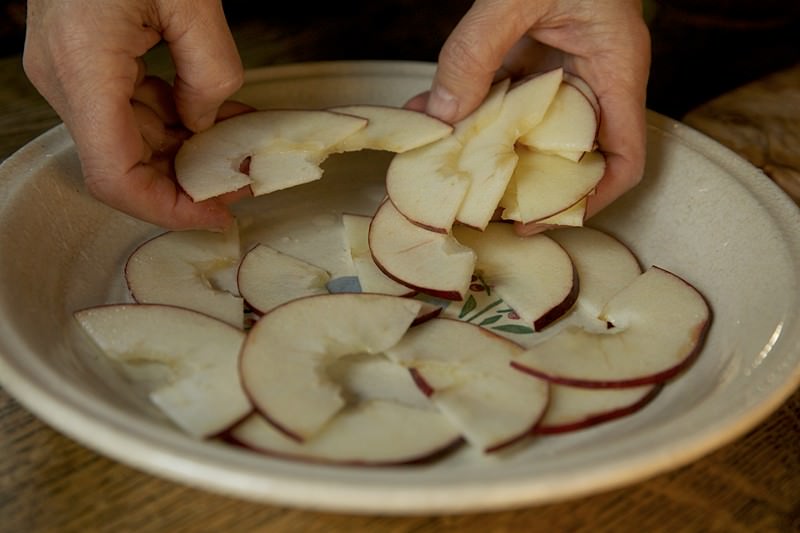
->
74, 304, 250, 438
452, 223, 578, 331
500, 148, 605, 224
237, 243, 330, 315
175, 109, 368, 201
513, 267, 711, 387
124, 227, 243, 328
239, 293, 423, 441
328, 105, 453, 153
535, 383, 662, 434
547, 226, 642, 325
229, 353, 462, 465
341, 213, 415, 296
385, 79, 510, 233
455, 69, 564, 230
384, 317, 549, 452
368, 199, 476, 301
518, 80, 599, 155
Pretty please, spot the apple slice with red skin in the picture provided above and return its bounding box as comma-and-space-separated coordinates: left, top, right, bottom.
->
384, 317, 549, 452
237, 243, 330, 315
547, 226, 642, 325
454, 69, 564, 230
452, 223, 578, 331
518, 81, 599, 155
369, 199, 476, 301
500, 147, 605, 224
535, 383, 662, 434
385, 79, 510, 233
329, 105, 453, 153
512, 267, 711, 387
229, 353, 462, 465
74, 304, 250, 438
176, 109, 368, 201
124, 227, 243, 328
239, 293, 423, 441
341, 213, 415, 297
563, 72, 601, 121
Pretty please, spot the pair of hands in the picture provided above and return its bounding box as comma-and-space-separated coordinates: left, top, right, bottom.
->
23, 0, 650, 232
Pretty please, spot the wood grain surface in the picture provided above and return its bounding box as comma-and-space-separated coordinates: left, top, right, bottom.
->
1, 16, 799, 532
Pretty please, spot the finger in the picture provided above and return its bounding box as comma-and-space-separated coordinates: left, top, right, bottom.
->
132, 76, 181, 126
427, 0, 542, 122
160, 0, 244, 132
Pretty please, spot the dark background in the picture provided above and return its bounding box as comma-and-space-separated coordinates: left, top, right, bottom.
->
1, 0, 799, 119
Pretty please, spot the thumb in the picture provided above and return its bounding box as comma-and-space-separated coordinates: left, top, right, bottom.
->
427, 0, 536, 122
161, 1, 244, 132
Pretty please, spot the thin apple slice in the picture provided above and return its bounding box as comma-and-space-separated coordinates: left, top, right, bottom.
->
518, 81, 599, 154
452, 223, 577, 331
329, 105, 453, 153
535, 196, 588, 227
237, 244, 330, 314
384, 318, 549, 452
124, 227, 243, 328
547, 226, 642, 324
535, 383, 661, 434
455, 69, 564, 230
513, 267, 711, 387
385, 79, 509, 233
369, 200, 476, 300
341, 213, 415, 296
74, 304, 250, 437
230, 353, 462, 465
563, 72, 601, 121
175, 109, 367, 201
385, 135, 468, 233
504, 147, 605, 224
239, 293, 423, 441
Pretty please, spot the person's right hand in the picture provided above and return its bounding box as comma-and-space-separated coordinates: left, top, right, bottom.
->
23, 0, 245, 230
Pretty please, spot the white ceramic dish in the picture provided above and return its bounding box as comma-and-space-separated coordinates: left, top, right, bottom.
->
0, 61, 798, 515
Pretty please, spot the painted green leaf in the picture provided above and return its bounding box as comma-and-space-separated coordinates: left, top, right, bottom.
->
459, 294, 477, 318
492, 324, 535, 335
479, 315, 502, 326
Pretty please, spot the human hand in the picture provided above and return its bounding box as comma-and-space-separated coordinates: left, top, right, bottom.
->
23, 0, 245, 230
407, 0, 651, 235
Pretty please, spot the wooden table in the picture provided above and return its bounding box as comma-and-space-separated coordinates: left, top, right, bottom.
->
1, 29, 799, 532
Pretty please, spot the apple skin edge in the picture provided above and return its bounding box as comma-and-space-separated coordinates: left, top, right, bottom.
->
533, 384, 664, 435
217, 421, 465, 467
512, 317, 712, 388
532, 261, 580, 332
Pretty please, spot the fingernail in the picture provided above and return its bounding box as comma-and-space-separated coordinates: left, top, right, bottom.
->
426, 84, 459, 123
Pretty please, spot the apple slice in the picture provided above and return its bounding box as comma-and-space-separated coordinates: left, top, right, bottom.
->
237, 244, 330, 314
512, 267, 711, 387
500, 147, 605, 224
535, 383, 662, 434
518, 81, 599, 154
124, 227, 243, 328
341, 213, 415, 296
74, 304, 250, 437
230, 353, 462, 465
547, 226, 642, 324
384, 318, 549, 452
239, 293, 423, 440
452, 223, 578, 331
328, 105, 453, 153
384, 79, 509, 233
563, 72, 601, 121
369, 199, 476, 300
175, 109, 368, 201
455, 69, 564, 229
